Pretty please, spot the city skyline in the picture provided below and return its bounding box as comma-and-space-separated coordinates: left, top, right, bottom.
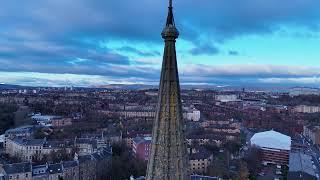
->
1, 0, 320, 87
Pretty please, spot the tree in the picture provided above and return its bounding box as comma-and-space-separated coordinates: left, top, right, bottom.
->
207, 154, 230, 178
0, 103, 17, 134
235, 161, 249, 180
103, 143, 147, 179
244, 147, 262, 176
225, 141, 241, 154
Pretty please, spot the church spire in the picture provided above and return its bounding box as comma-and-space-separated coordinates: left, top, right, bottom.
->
146, 0, 189, 179
166, 0, 175, 26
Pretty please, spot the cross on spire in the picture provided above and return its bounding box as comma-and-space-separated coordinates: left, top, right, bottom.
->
169, 0, 172, 8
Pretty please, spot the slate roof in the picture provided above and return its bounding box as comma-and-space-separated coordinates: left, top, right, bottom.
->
133, 137, 152, 145
134, 175, 219, 180
63, 161, 78, 169
191, 175, 219, 180
75, 138, 98, 148
12, 138, 45, 146
3, 162, 31, 174
5, 126, 33, 135
48, 163, 63, 174
78, 155, 93, 163
189, 147, 212, 160
289, 152, 316, 177
32, 164, 48, 176
77, 147, 112, 164
92, 148, 112, 161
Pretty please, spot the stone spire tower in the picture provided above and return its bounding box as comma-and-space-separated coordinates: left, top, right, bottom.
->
146, 0, 190, 179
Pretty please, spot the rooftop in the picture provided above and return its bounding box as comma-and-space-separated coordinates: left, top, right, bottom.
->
12, 138, 45, 146
62, 161, 78, 169
250, 130, 291, 150
189, 147, 212, 160
133, 136, 152, 145
3, 162, 32, 174
48, 163, 63, 174
289, 152, 316, 177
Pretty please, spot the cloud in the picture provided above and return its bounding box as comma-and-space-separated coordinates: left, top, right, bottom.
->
182, 64, 320, 78
258, 77, 320, 85
189, 43, 220, 56
117, 46, 160, 57
1, 64, 320, 87
228, 50, 240, 56
0, 72, 157, 87
0, 1, 320, 86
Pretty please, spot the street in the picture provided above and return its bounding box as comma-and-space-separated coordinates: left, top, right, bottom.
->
302, 135, 320, 179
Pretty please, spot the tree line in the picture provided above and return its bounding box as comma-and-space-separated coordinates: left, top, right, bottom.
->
0, 103, 18, 134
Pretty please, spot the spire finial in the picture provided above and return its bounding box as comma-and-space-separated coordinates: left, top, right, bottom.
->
166, 0, 175, 26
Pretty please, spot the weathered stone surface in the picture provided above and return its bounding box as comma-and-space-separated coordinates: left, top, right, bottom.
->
146, 1, 190, 179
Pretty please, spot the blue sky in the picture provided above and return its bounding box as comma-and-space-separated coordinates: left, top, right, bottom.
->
1, 0, 320, 87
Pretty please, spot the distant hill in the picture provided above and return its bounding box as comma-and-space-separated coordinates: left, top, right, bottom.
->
0, 84, 24, 89
97, 84, 223, 90
96, 84, 296, 92
97, 84, 157, 90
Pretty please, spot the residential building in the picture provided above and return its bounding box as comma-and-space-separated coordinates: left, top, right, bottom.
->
242, 99, 266, 111
0, 165, 5, 180
47, 163, 63, 180
32, 164, 49, 180
303, 125, 320, 145
119, 106, 156, 119
62, 161, 79, 180
75, 137, 108, 156
5, 138, 46, 161
132, 136, 151, 161
0, 135, 4, 148
189, 147, 213, 174
4, 137, 74, 162
134, 175, 218, 180
123, 131, 151, 148
31, 114, 61, 126
293, 105, 320, 113
289, 87, 320, 97
5, 126, 34, 139
51, 117, 73, 127
186, 134, 224, 147
1, 147, 111, 180
215, 94, 239, 103
2, 162, 32, 180
183, 107, 201, 122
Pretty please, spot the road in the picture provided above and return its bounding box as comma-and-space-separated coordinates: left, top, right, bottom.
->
301, 135, 320, 179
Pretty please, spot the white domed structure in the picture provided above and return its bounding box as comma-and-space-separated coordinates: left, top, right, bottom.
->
250, 130, 291, 165
250, 130, 291, 150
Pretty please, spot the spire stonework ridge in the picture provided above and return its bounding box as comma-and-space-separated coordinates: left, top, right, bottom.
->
145, 0, 190, 179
